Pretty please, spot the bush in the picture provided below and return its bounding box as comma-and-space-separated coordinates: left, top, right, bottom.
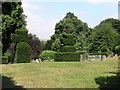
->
2, 56, 8, 64
2, 50, 11, 64
15, 42, 31, 63
100, 46, 109, 52
115, 45, 120, 55
59, 46, 76, 52
39, 50, 56, 61
54, 52, 80, 62
99, 52, 109, 57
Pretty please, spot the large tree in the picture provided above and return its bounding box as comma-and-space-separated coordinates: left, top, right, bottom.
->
45, 12, 89, 51
1, 0, 26, 55
30, 34, 41, 60
88, 22, 118, 53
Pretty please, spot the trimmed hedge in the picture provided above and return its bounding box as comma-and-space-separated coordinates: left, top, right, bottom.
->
40, 50, 56, 61
54, 52, 80, 62
15, 42, 31, 63
59, 46, 76, 52
55, 32, 79, 62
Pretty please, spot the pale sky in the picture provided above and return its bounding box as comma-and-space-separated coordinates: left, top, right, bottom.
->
22, 0, 119, 40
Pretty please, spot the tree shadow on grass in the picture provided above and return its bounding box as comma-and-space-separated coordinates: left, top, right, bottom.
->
95, 70, 120, 89
1, 75, 26, 90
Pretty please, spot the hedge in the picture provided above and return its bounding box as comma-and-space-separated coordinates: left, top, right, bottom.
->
39, 50, 56, 61
15, 42, 31, 63
59, 46, 76, 52
54, 52, 80, 62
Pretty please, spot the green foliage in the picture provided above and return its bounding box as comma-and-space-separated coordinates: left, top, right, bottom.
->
98, 46, 109, 57
54, 52, 80, 62
62, 32, 75, 39
55, 32, 80, 62
40, 40, 47, 51
100, 18, 120, 33
11, 29, 32, 45
15, 42, 31, 63
115, 34, 120, 47
2, 56, 8, 64
59, 46, 75, 52
77, 50, 87, 55
39, 50, 56, 61
51, 38, 61, 51
75, 33, 88, 51
100, 46, 109, 52
46, 12, 89, 52
99, 52, 109, 57
88, 23, 117, 53
2, 50, 11, 64
115, 45, 120, 55
60, 32, 76, 46
1, 1, 27, 54
43, 39, 54, 50
60, 37, 75, 46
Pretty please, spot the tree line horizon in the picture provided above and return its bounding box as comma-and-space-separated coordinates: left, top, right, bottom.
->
1, 1, 120, 63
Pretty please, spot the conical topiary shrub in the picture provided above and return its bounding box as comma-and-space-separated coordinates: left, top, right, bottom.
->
55, 32, 80, 61
15, 42, 31, 63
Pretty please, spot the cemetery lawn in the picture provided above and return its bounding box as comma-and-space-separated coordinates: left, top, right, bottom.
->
2, 57, 119, 88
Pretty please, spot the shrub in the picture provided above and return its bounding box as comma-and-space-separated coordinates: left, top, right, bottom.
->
15, 42, 31, 63
2, 56, 8, 64
99, 46, 109, 57
54, 52, 80, 62
100, 46, 109, 52
39, 50, 56, 61
2, 50, 11, 64
55, 32, 79, 62
115, 45, 120, 55
99, 52, 109, 57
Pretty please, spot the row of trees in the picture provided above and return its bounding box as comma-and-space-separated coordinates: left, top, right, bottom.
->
44, 12, 120, 57
1, 1, 120, 63
1, 1, 41, 63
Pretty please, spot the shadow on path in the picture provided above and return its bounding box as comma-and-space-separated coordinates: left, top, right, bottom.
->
1, 75, 26, 90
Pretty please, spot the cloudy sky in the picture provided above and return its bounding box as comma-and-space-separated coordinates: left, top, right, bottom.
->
22, 0, 119, 40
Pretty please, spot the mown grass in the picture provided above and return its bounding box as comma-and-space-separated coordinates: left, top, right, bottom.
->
2, 57, 119, 88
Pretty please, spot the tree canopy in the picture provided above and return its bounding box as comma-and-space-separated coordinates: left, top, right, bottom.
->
44, 12, 120, 55
1, 1, 27, 55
